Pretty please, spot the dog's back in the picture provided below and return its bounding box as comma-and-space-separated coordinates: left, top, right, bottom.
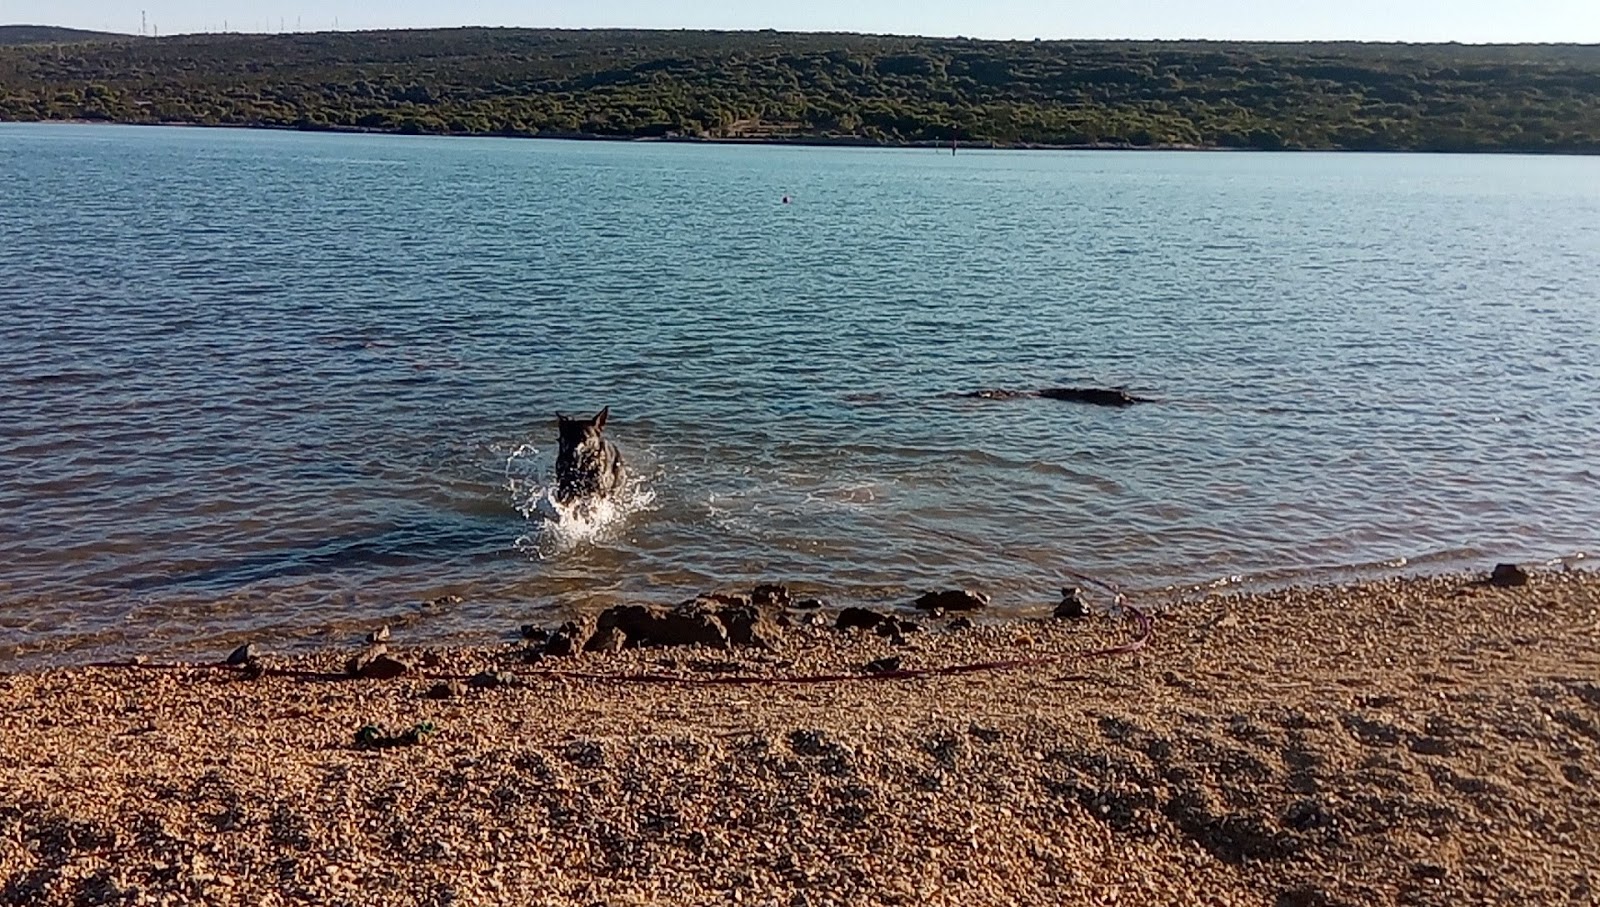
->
554, 407, 626, 504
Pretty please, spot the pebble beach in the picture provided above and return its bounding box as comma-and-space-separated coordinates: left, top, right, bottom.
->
3, 570, 1598, 906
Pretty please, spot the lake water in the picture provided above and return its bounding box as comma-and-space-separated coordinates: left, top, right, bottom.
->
2, 123, 1597, 667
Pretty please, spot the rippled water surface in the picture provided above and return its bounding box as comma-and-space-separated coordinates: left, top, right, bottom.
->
3, 123, 1598, 666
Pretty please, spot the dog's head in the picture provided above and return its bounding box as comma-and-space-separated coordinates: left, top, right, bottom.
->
556, 407, 610, 458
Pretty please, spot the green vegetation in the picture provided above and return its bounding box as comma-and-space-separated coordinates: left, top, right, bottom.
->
2, 27, 1599, 152
0, 25, 126, 46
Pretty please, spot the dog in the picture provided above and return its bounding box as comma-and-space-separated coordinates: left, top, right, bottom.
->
554, 407, 626, 505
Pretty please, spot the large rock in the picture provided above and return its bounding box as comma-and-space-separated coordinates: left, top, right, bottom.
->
959, 387, 1151, 407
913, 589, 991, 612
541, 596, 784, 655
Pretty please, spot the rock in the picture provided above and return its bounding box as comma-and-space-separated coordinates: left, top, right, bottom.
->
836, 607, 896, 632
346, 648, 413, 680
1055, 587, 1088, 619
1489, 563, 1529, 588
947, 617, 977, 632
544, 620, 591, 657
423, 594, 464, 608
913, 589, 990, 612
584, 625, 629, 653
366, 625, 390, 644
751, 584, 792, 607
792, 598, 826, 610
716, 603, 781, 649
601, 604, 729, 648
864, 656, 903, 675
225, 643, 259, 666
424, 680, 466, 699
1036, 387, 1151, 406
468, 670, 516, 689
959, 387, 1151, 406
520, 624, 551, 643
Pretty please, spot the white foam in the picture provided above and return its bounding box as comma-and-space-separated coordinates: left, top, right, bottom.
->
504, 443, 655, 557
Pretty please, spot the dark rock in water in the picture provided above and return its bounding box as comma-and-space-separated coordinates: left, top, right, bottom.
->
520, 624, 551, 643
1489, 563, 1530, 588
913, 589, 990, 612
959, 387, 1151, 406
347, 649, 413, 680
423, 595, 464, 608
751, 583, 792, 608
1037, 387, 1151, 407
836, 607, 896, 632
947, 617, 977, 632
792, 597, 827, 610
225, 643, 259, 666
1055, 587, 1089, 620
963, 388, 1032, 400
424, 680, 466, 700
864, 656, 903, 675
366, 625, 391, 644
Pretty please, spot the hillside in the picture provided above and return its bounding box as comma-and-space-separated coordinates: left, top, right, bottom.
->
2, 27, 1599, 151
0, 25, 125, 46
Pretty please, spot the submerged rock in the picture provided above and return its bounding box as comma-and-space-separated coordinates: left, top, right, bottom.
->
958, 387, 1152, 407
913, 589, 990, 613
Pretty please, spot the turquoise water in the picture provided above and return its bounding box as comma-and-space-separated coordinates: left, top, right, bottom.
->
2, 123, 1597, 665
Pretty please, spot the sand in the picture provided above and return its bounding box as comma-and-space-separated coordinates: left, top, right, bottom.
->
2, 569, 1598, 906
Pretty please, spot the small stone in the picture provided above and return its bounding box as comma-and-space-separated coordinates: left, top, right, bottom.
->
792, 598, 826, 610
1489, 563, 1529, 587
751, 584, 792, 607
225, 643, 259, 666
864, 657, 903, 675
347, 649, 413, 680
424, 680, 466, 700
1055, 587, 1088, 619
468, 670, 517, 689
947, 617, 977, 632
366, 625, 390, 644
424, 594, 464, 608
913, 589, 990, 612
520, 624, 551, 642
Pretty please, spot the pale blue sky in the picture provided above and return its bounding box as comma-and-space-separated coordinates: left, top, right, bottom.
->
9, 0, 1600, 42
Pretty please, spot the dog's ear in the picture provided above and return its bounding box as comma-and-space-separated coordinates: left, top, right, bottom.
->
592, 407, 610, 430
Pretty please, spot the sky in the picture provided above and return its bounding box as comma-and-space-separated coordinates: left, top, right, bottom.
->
7, 0, 1600, 43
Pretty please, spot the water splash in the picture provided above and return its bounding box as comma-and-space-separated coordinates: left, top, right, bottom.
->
503, 443, 655, 557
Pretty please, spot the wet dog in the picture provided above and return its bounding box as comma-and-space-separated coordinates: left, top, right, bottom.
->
554, 407, 626, 505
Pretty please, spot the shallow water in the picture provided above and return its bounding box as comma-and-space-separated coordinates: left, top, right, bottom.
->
2, 123, 1597, 666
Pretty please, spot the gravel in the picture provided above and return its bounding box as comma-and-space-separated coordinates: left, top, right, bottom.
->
2, 570, 1597, 906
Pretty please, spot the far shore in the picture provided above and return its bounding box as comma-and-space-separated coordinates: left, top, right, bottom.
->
7, 117, 1596, 156
3, 568, 1597, 905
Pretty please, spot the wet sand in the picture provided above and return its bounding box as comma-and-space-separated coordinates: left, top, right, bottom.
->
3, 570, 1598, 906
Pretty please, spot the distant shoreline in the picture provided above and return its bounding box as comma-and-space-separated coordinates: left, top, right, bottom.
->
8, 118, 1598, 156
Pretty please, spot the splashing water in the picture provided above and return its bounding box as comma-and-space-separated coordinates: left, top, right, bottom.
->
504, 443, 656, 557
